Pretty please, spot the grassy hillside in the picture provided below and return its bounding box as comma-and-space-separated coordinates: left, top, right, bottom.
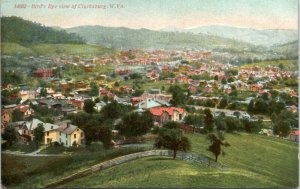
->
60, 156, 274, 188
1, 148, 147, 188
1, 42, 116, 56
61, 133, 298, 188
241, 59, 298, 71
66, 26, 262, 52
271, 40, 298, 59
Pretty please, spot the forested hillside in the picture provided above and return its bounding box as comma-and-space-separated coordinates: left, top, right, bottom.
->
1, 16, 86, 45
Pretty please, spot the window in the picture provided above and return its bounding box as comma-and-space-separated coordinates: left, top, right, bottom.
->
179, 114, 182, 120
47, 131, 49, 136
51, 126, 53, 129
66, 141, 68, 146
66, 133, 68, 138
59, 132, 61, 136
81, 132, 83, 137
60, 138, 61, 143
74, 134, 76, 139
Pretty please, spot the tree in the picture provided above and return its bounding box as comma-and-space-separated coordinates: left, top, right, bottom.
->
184, 114, 203, 133
40, 87, 47, 97
247, 100, 255, 113
254, 99, 268, 114
273, 120, 291, 137
89, 82, 99, 97
97, 125, 112, 149
221, 78, 227, 85
101, 101, 132, 119
12, 109, 23, 122
67, 112, 91, 128
168, 85, 189, 106
154, 121, 191, 159
261, 93, 269, 100
227, 77, 234, 83
83, 99, 95, 114
207, 132, 230, 162
224, 116, 242, 132
279, 63, 284, 70
132, 89, 144, 97
204, 109, 214, 132
2, 125, 18, 146
81, 119, 99, 145
114, 82, 119, 87
217, 97, 228, 109
215, 116, 227, 131
270, 112, 278, 124
116, 111, 153, 138
33, 123, 45, 145
129, 73, 142, 79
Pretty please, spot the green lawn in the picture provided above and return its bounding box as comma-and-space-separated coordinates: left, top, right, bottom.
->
119, 79, 170, 92
188, 133, 298, 187
60, 156, 274, 188
61, 133, 298, 188
4, 143, 38, 153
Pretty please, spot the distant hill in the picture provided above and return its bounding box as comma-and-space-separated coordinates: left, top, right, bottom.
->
66, 25, 261, 52
270, 40, 298, 59
161, 25, 298, 47
1, 16, 86, 45
1, 17, 115, 56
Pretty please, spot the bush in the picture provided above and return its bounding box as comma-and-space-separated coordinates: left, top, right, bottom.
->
224, 117, 243, 132
86, 142, 103, 152
151, 126, 160, 134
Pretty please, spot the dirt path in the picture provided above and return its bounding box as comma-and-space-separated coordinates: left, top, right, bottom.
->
2, 146, 65, 157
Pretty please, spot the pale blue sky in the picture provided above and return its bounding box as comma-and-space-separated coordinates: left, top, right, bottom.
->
1, 0, 298, 30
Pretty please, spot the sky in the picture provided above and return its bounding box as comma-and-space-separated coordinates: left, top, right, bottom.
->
1, 0, 298, 30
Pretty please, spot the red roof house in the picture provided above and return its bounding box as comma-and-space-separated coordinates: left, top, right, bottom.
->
34, 69, 53, 78
149, 107, 186, 125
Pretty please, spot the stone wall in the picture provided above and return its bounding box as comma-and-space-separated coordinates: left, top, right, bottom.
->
45, 150, 225, 188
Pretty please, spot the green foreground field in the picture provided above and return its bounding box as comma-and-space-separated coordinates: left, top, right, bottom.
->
1, 133, 298, 188
61, 133, 298, 188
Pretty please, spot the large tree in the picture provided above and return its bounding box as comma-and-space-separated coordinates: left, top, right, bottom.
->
83, 99, 95, 114
273, 120, 291, 137
184, 114, 203, 133
33, 123, 45, 145
2, 125, 18, 146
204, 108, 214, 132
100, 101, 132, 119
12, 109, 23, 122
217, 96, 228, 109
207, 132, 230, 162
168, 85, 189, 106
154, 121, 191, 159
116, 111, 153, 139
97, 125, 112, 149
89, 82, 99, 97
